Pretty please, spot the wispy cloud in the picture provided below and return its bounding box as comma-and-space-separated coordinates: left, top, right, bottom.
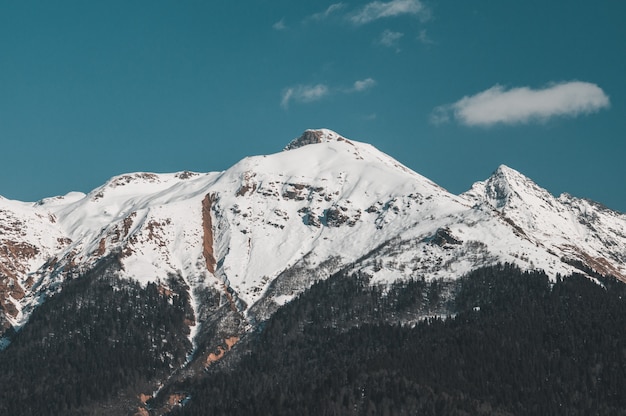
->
281, 78, 377, 109
377, 29, 404, 50
272, 19, 286, 31
350, 0, 428, 25
309, 3, 346, 21
417, 29, 434, 45
352, 78, 377, 92
281, 84, 330, 109
431, 82, 610, 127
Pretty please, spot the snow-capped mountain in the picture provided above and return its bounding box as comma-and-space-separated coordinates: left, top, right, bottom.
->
463, 165, 626, 280
1, 128, 625, 339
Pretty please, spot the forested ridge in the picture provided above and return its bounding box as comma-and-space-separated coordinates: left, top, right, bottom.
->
171, 264, 626, 416
0, 256, 193, 415
0, 262, 625, 415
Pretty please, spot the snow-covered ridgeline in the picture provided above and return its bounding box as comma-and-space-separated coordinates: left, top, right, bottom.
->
1, 129, 625, 337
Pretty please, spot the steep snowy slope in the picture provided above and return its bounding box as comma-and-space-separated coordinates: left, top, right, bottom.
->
463, 165, 626, 281
5, 172, 221, 336
1, 128, 625, 341
202, 129, 471, 320
0, 195, 71, 329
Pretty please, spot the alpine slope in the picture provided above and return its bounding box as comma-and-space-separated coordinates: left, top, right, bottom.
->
1, 129, 625, 336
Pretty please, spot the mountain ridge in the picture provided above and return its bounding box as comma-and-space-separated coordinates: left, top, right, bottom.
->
1, 128, 625, 334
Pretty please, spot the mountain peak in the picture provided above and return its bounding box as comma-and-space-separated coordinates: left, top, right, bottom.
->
284, 129, 352, 151
494, 164, 517, 176
462, 164, 548, 211
487, 165, 532, 204
492, 164, 533, 183
488, 164, 543, 198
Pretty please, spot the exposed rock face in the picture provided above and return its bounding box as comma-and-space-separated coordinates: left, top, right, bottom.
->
299, 207, 321, 228
204, 336, 239, 367
427, 228, 463, 248
0, 241, 40, 329
202, 194, 217, 274
175, 171, 198, 180
236, 171, 257, 197
284, 129, 352, 150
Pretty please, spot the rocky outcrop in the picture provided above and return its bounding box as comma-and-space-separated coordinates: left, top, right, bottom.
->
0, 241, 40, 328
236, 171, 258, 197
426, 227, 463, 248
205, 336, 240, 367
202, 194, 217, 274
284, 129, 353, 150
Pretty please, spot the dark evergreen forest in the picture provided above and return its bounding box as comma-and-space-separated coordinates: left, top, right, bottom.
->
1, 261, 625, 415
171, 265, 626, 416
0, 257, 193, 415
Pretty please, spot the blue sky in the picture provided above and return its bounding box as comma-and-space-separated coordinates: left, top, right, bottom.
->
1, 1, 625, 212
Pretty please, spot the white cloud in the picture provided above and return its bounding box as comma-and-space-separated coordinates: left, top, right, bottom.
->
432, 81, 610, 127
350, 0, 427, 25
309, 3, 346, 21
378, 29, 404, 49
417, 29, 434, 45
281, 78, 376, 109
429, 106, 451, 125
352, 78, 377, 92
281, 84, 330, 109
272, 19, 286, 31
272, 19, 287, 30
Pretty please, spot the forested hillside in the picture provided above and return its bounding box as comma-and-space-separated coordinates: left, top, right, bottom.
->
1, 262, 625, 415
170, 264, 626, 416
0, 256, 194, 415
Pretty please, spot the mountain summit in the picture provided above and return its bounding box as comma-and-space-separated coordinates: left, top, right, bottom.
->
284, 128, 351, 150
